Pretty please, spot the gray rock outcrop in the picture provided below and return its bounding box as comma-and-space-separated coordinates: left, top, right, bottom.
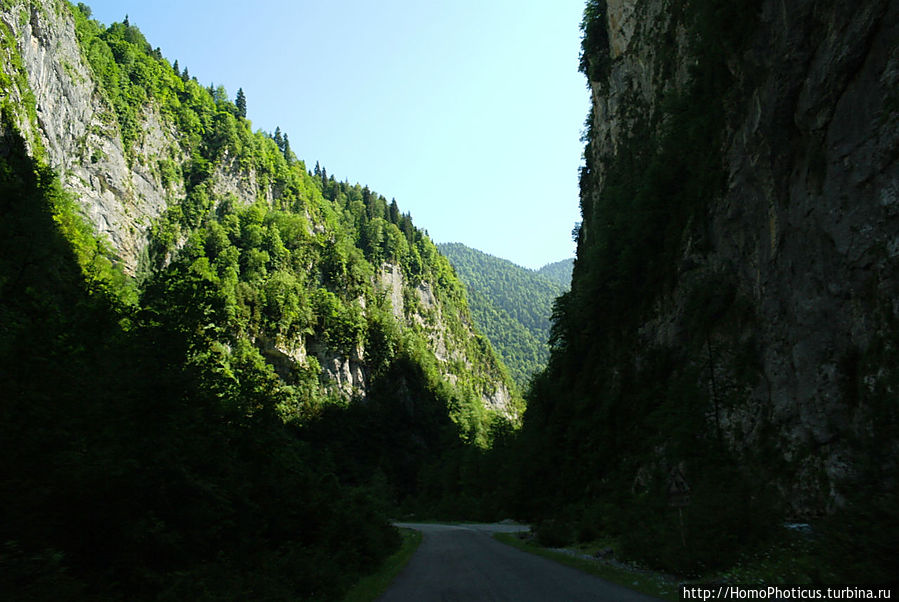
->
583, 0, 898, 515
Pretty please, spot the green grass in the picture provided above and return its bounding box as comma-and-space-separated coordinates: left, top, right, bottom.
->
342, 528, 423, 602
493, 532, 678, 600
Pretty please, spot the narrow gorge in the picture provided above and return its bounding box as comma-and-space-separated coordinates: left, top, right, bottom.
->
1, 0, 897, 596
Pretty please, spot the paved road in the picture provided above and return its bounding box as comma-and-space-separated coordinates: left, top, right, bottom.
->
377, 522, 658, 601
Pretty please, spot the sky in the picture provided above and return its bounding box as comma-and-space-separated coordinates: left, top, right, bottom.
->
81, 0, 589, 269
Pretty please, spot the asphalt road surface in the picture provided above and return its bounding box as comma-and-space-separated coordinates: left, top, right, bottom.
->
377, 522, 659, 601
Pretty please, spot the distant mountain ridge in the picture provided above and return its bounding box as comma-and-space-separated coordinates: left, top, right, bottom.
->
438, 243, 571, 385
536, 258, 573, 288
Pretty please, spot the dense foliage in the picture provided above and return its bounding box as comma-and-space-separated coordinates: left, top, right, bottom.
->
64, 0, 515, 444
0, 112, 401, 600
438, 243, 570, 385
1, 1, 518, 597
535, 258, 573, 289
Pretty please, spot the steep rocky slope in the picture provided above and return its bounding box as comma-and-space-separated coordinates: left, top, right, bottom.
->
592, 0, 897, 515
518, 0, 898, 573
1, 1, 177, 271
0, 0, 516, 426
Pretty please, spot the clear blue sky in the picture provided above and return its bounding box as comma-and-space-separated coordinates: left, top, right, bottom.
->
81, 0, 589, 269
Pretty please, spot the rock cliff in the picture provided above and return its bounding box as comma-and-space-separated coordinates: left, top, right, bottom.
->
0, 0, 517, 422
575, 0, 898, 516
1, 1, 178, 272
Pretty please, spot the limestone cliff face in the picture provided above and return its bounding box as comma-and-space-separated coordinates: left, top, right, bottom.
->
580, 0, 898, 515
0, 1, 287, 274
379, 263, 515, 416
263, 262, 515, 416
1, 1, 177, 272
0, 0, 517, 420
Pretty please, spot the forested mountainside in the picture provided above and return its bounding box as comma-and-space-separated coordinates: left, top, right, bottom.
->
535, 257, 573, 288
511, 0, 899, 581
438, 242, 570, 385
0, 0, 519, 597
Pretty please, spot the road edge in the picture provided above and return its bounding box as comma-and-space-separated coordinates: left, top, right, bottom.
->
492, 532, 676, 600
341, 528, 423, 602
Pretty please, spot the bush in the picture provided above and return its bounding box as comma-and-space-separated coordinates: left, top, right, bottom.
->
535, 519, 577, 548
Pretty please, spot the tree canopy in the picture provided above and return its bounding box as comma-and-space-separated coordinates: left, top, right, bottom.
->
438, 243, 569, 386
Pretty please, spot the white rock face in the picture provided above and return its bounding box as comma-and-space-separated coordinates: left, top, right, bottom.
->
313, 340, 367, 399
210, 153, 263, 207
2, 1, 186, 273
605, 0, 636, 59
375, 264, 519, 420
378, 263, 404, 320
484, 382, 514, 414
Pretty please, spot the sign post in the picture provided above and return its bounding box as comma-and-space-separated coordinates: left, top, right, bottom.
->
667, 464, 690, 548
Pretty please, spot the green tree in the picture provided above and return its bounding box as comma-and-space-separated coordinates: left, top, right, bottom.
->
235, 87, 246, 118
389, 198, 400, 224
438, 243, 567, 385
282, 132, 292, 161
273, 126, 283, 150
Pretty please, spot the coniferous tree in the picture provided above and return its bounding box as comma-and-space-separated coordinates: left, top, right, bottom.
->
282, 133, 292, 161
389, 199, 400, 224
172, 59, 179, 74
273, 126, 283, 151
235, 87, 246, 118
181, 66, 189, 82
362, 186, 374, 219
314, 161, 321, 178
